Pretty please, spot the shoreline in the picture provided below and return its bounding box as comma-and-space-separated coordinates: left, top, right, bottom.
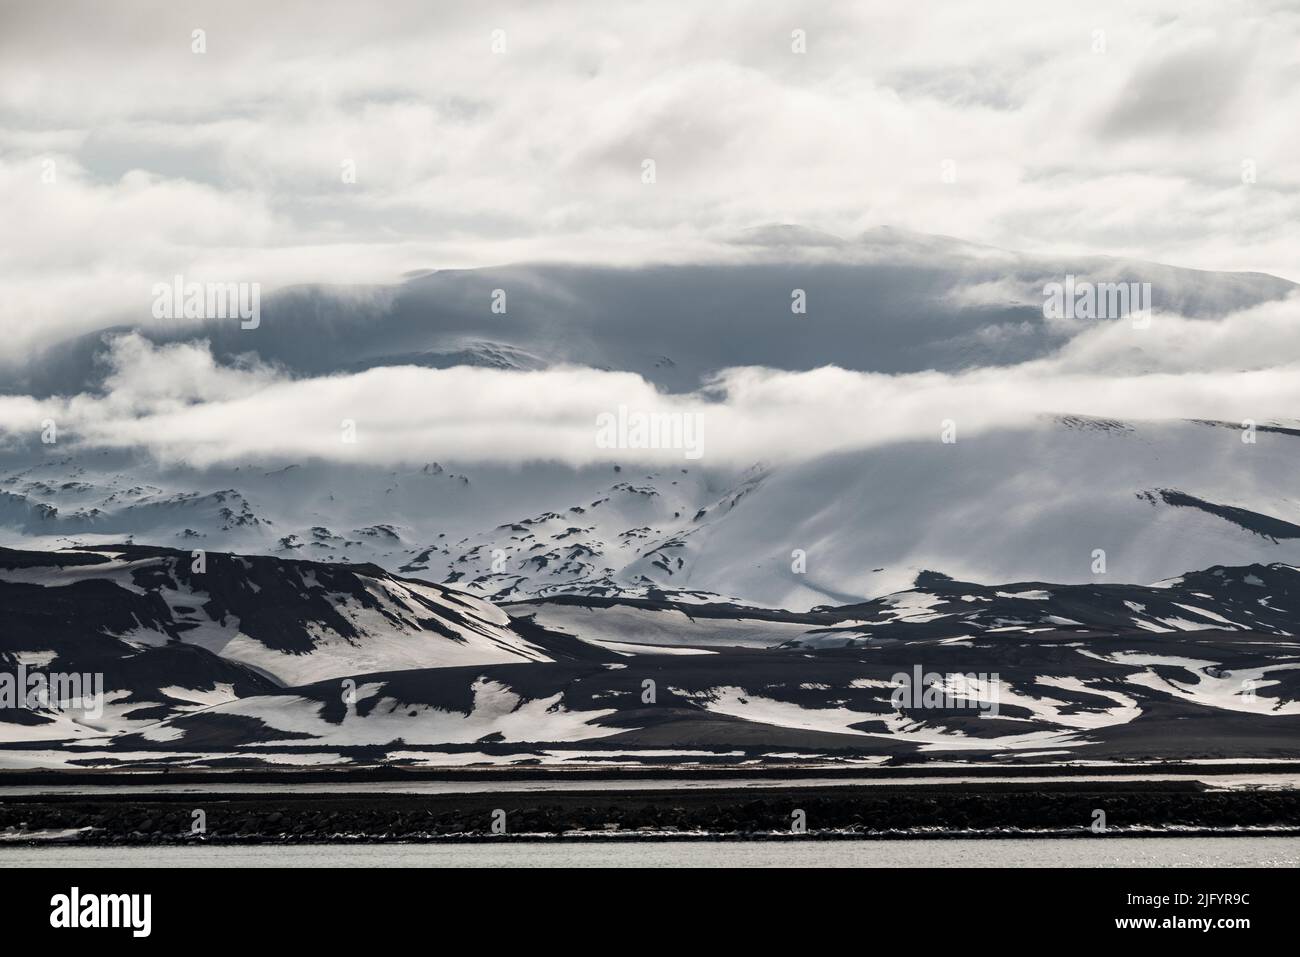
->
3, 778, 1297, 845
7, 828, 1300, 847
3, 759, 1300, 789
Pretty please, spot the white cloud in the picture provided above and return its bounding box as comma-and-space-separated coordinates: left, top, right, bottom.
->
5, 311, 1299, 469
1, 0, 1297, 362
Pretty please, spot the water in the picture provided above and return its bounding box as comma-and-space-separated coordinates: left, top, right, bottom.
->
1, 771, 1295, 798
2, 837, 1297, 867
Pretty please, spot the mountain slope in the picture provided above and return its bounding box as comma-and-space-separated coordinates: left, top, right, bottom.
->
7, 414, 1300, 610
2, 545, 1298, 769
82, 625, 1300, 767
0, 544, 551, 688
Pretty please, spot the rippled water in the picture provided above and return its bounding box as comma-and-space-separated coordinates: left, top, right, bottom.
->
2, 837, 1297, 868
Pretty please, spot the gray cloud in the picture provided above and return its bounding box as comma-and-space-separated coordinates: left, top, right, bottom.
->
1, 0, 1297, 367
4, 300, 1300, 469
1099, 37, 1251, 139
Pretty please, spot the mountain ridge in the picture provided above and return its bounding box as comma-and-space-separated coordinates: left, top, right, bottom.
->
2, 544, 1299, 769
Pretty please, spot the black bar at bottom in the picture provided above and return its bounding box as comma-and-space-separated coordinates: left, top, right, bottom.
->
0, 864, 1282, 942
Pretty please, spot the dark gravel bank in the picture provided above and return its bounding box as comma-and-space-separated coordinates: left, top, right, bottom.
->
3, 781, 1298, 843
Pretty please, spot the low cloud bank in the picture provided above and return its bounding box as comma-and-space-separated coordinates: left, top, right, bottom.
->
3, 303, 1299, 468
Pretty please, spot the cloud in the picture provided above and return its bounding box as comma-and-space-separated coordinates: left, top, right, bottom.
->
1, 0, 1298, 364
4, 311, 1299, 469
1098, 36, 1251, 139
1052, 294, 1300, 374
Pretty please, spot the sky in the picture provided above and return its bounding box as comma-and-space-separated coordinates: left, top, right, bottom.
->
0, 0, 1297, 468
1, 0, 1297, 362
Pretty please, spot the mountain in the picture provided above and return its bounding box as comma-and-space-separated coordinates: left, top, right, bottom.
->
0, 544, 551, 691
10, 227, 1297, 399
6, 414, 1300, 611
4, 229, 1300, 610
3, 230, 1300, 769
115, 627, 1300, 766
1, 545, 1298, 769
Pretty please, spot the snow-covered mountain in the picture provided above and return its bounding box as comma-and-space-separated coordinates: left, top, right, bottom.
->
2, 545, 1298, 769
3, 231, 1300, 769
13, 227, 1294, 399
4, 230, 1300, 610
0, 544, 549, 691
6, 414, 1300, 610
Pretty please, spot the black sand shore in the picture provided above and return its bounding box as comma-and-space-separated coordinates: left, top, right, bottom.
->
3, 777, 1298, 844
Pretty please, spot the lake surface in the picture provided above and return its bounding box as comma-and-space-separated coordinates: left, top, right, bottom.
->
2, 837, 1297, 868
2, 771, 1296, 798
